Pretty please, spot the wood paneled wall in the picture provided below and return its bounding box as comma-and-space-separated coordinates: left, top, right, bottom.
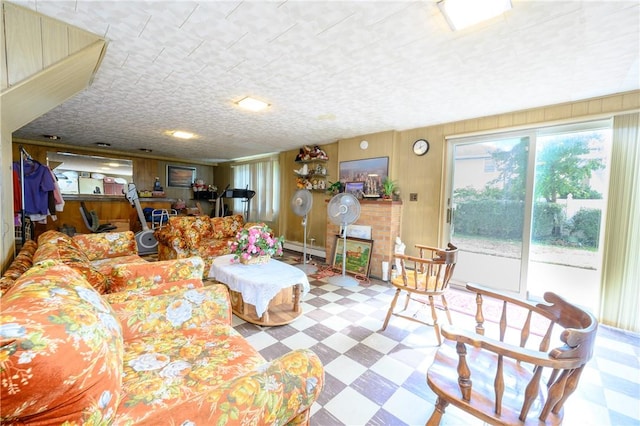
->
279, 91, 640, 260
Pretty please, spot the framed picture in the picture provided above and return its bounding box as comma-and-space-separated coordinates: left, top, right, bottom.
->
332, 236, 374, 277
167, 165, 196, 188
339, 157, 388, 197
344, 181, 364, 196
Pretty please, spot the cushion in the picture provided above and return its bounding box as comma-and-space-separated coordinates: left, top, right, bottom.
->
0, 263, 123, 424
211, 214, 244, 239
0, 240, 38, 295
109, 284, 232, 340
108, 257, 205, 293
33, 232, 108, 293
73, 231, 138, 261
112, 325, 263, 424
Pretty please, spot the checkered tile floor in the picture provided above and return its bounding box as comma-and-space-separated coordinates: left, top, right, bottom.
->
231, 255, 640, 426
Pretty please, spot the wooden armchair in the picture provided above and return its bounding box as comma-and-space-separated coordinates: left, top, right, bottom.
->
426, 283, 598, 425
381, 243, 458, 345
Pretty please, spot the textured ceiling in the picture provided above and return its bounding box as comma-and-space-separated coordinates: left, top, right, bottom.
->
11, 0, 640, 164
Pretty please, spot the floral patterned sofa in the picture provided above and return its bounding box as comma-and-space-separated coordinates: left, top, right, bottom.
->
1, 256, 324, 425
1, 230, 145, 296
155, 214, 257, 275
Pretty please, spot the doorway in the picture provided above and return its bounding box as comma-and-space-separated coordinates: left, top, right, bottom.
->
446, 120, 612, 314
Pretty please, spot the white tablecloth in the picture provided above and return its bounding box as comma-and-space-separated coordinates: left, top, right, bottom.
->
209, 254, 310, 318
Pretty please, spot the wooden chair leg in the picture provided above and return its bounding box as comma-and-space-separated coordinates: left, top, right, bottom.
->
403, 292, 411, 310
428, 295, 442, 345
426, 397, 448, 426
441, 294, 453, 325
382, 288, 402, 331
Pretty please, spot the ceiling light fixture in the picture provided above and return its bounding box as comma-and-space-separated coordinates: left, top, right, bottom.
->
438, 0, 511, 31
236, 96, 270, 112
172, 131, 195, 139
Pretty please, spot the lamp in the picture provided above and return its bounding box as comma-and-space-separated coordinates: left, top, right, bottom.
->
236, 96, 270, 112
438, 0, 511, 31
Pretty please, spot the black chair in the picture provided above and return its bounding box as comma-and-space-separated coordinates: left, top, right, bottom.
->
79, 202, 117, 233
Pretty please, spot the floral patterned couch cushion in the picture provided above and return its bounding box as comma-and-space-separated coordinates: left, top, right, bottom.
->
113, 329, 323, 425
211, 214, 245, 239
108, 285, 232, 340
0, 240, 38, 296
108, 256, 205, 293
155, 214, 252, 274
73, 231, 138, 261
33, 230, 110, 293
0, 263, 123, 424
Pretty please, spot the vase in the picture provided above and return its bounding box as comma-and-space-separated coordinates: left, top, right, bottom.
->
240, 255, 271, 265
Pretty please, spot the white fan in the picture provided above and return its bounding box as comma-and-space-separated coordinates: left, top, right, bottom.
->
291, 189, 317, 274
327, 192, 361, 287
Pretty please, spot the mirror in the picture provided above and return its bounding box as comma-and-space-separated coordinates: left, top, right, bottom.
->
47, 152, 133, 195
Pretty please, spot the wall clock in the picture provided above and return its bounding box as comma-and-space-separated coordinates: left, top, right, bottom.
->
413, 139, 429, 156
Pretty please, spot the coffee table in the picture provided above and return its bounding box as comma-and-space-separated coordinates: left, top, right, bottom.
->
209, 254, 310, 326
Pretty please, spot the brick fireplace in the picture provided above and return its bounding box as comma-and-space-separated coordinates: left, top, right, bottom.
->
325, 199, 403, 279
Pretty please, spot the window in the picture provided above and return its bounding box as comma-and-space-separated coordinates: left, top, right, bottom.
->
232, 156, 280, 222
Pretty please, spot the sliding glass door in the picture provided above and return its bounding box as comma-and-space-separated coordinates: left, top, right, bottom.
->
447, 121, 612, 312
449, 135, 531, 295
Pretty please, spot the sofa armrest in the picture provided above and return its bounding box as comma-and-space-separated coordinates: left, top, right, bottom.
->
209, 349, 324, 425
154, 226, 190, 254
218, 349, 324, 424
107, 284, 232, 339
120, 348, 324, 425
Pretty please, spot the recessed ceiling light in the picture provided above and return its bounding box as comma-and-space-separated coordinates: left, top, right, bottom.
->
43, 134, 61, 140
139, 148, 153, 153
236, 96, 270, 112
438, 0, 511, 31
96, 142, 111, 147
172, 131, 195, 139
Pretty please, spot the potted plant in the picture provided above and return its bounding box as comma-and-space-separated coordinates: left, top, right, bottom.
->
382, 177, 397, 200
327, 181, 342, 196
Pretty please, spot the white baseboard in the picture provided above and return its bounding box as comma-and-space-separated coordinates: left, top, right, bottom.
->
284, 241, 326, 259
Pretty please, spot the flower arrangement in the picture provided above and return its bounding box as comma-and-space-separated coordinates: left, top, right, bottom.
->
229, 225, 284, 263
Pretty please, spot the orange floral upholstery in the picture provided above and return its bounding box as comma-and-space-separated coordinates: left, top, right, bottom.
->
1, 264, 124, 424
33, 230, 110, 293
0, 240, 37, 296
155, 214, 248, 274
109, 256, 205, 293
73, 231, 138, 261
109, 285, 233, 340
1, 256, 324, 425
1, 230, 146, 295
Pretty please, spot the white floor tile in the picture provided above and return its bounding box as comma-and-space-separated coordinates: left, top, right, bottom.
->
324, 387, 380, 425
321, 332, 359, 353
281, 332, 318, 351
361, 332, 399, 354
370, 356, 414, 384
324, 355, 367, 385
243, 332, 278, 351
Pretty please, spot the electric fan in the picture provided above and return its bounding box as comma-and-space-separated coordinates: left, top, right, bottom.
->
291, 189, 317, 274
327, 192, 361, 287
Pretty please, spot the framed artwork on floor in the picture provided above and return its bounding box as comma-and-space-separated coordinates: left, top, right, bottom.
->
332, 236, 373, 277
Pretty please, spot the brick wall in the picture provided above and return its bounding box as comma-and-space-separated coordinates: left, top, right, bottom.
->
326, 200, 403, 279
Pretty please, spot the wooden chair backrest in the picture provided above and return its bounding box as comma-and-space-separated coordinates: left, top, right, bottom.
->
394, 243, 458, 295
428, 283, 598, 425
